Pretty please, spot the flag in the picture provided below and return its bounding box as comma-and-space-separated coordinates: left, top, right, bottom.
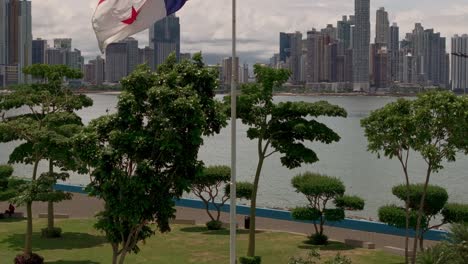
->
92, 0, 187, 52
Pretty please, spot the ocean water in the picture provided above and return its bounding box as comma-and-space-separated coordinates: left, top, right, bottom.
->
1, 93, 467, 219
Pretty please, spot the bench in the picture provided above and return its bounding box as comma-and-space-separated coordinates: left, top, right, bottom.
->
169, 219, 196, 225
383, 246, 414, 256
344, 239, 375, 249
38, 213, 69, 219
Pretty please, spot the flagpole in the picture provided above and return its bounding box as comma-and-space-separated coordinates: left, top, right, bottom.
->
229, 0, 237, 262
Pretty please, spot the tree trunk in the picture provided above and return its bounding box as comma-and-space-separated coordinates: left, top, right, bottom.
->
118, 252, 128, 264
47, 160, 54, 231
411, 165, 432, 264
24, 202, 33, 256
419, 234, 424, 251
247, 155, 264, 257
403, 168, 411, 264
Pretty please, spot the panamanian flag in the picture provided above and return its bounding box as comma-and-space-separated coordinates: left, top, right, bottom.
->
92, 0, 187, 52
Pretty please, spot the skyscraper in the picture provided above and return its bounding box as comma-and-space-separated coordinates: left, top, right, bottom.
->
279, 32, 291, 62
0, 0, 31, 85
95, 55, 105, 85
54, 38, 72, 50
0, 0, 6, 65
150, 14, 180, 67
451, 34, 468, 91
32, 38, 47, 64
139, 46, 155, 70
352, 0, 370, 91
121, 37, 138, 74
375, 7, 389, 45
105, 42, 128, 83
389, 23, 399, 81
46, 47, 65, 65
288, 32, 303, 84
221, 57, 239, 88
337, 16, 352, 50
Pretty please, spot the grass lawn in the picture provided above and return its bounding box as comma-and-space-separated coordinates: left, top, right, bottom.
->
0, 218, 404, 264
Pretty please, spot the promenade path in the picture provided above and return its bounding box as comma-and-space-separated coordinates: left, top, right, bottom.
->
0, 194, 437, 250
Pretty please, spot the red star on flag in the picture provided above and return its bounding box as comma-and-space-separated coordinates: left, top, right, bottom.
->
122, 6, 140, 25
98, 0, 105, 5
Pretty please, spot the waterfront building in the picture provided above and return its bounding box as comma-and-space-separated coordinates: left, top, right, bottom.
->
375, 7, 389, 45
150, 14, 180, 67
105, 42, 127, 83
337, 16, 352, 50
451, 34, 468, 91
352, 0, 370, 91
46, 47, 65, 65
32, 38, 46, 64
221, 56, 238, 88
389, 23, 399, 82
121, 37, 138, 74
53, 38, 71, 50
139, 46, 155, 70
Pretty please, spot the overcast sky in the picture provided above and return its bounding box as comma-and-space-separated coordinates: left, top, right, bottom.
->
32, 0, 468, 65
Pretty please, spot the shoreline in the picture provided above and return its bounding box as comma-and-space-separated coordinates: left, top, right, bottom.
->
73, 89, 418, 98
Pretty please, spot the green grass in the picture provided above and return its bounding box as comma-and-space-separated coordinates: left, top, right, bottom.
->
0, 219, 404, 264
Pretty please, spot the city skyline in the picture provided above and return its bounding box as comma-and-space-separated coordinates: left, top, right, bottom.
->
31, 0, 468, 64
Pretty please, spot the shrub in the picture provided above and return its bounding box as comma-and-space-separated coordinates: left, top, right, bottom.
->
442, 204, 468, 224
308, 233, 328, 245
288, 249, 320, 264
205, 220, 223, 230
292, 207, 321, 221
239, 256, 261, 264
41, 227, 62, 238
334, 195, 365, 211
324, 253, 352, 264
378, 205, 424, 229
392, 184, 448, 215
416, 243, 460, 264
0, 164, 14, 180
14, 253, 44, 264
225, 181, 254, 201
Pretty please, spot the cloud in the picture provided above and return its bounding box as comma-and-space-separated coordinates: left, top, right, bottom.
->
31, 0, 467, 64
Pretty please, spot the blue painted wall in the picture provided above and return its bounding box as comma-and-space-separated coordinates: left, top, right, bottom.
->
55, 183, 448, 241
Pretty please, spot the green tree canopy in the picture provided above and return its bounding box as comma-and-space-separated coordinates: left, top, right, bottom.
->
291, 172, 364, 244
225, 64, 347, 257
74, 53, 227, 264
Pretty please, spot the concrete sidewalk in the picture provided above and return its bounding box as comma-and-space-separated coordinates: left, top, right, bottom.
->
0, 193, 437, 250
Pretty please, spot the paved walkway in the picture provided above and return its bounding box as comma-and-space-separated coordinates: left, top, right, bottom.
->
0, 194, 437, 250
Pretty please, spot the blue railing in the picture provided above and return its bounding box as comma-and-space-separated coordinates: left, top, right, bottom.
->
54, 183, 448, 241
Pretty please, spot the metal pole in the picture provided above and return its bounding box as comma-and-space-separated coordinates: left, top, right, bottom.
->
229, 0, 237, 262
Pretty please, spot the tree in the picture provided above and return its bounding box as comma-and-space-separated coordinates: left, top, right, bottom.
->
225, 181, 254, 202
225, 65, 347, 258
0, 165, 25, 202
361, 92, 468, 263
291, 172, 364, 245
74, 54, 227, 264
0, 64, 92, 259
361, 98, 415, 264
190, 165, 231, 229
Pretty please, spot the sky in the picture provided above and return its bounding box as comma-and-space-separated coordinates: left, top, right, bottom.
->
32, 0, 468, 65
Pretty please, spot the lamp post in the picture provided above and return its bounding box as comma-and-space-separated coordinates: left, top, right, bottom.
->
451, 52, 468, 95
230, 0, 237, 263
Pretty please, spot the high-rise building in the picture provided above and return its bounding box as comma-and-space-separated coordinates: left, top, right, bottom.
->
83, 61, 95, 84
389, 23, 399, 82
373, 47, 389, 88
221, 57, 238, 87
46, 47, 65, 65
375, 7, 389, 45
239, 63, 249, 84
53, 38, 72, 50
105, 42, 128, 83
279, 32, 291, 62
121, 37, 138, 74
305, 29, 322, 83
139, 46, 155, 70
321, 24, 337, 40
0, 0, 31, 85
180, 52, 191, 61
403, 23, 449, 87
451, 34, 468, 91
352, 0, 370, 91
32, 38, 46, 64
287, 32, 303, 84
0, 0, 6, 65
150, 14, 180, 67
337, 16, 352, 50
95, 55, 105, 85
18, 0, 31, 83
66, 48, 83, 70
